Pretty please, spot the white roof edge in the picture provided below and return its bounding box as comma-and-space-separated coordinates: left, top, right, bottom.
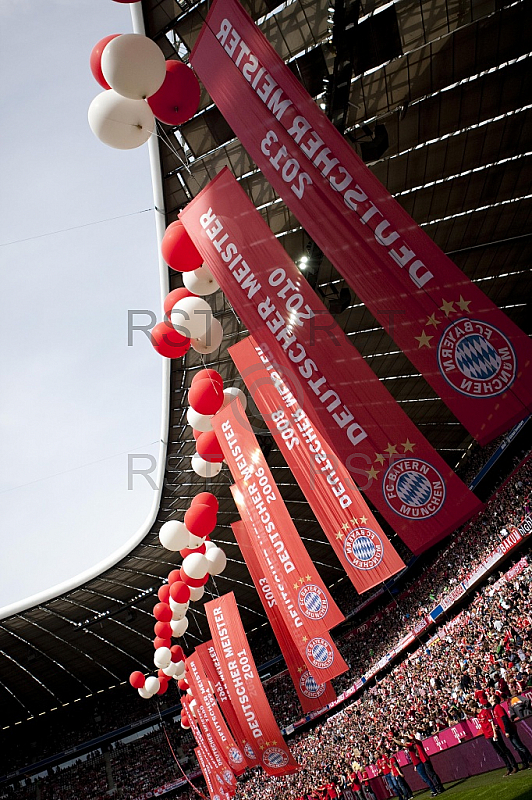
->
0, 4, 171, 622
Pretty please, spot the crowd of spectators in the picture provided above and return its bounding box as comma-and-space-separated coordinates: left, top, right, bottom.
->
237, 556, 532, 799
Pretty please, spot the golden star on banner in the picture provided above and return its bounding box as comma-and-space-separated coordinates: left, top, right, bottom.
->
426, 313, 441, 328
440, 298, 455, 317
335, 530, 344, 540
385, 443, 397, 456
272, 740, 278, 746
374, 453, 385, 465
342, 521, 350, 530
366, 466, 380, 480
299, 576, 305, 585
305, 574, 311, 581
259, 744, 265, 751
293, 582, 299, 590
415, 330, 433, 348
402, 438, 415, 453
359, 515, 368, 524
297, 666, 304, 673
457, 295, 472, 312
350, 517, 359, 527
302, 635, 308, 643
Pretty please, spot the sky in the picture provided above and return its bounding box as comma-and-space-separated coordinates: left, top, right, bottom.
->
0, 0, 165, 609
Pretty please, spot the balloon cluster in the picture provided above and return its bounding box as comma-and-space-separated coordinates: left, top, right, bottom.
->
88, 32, 200, 150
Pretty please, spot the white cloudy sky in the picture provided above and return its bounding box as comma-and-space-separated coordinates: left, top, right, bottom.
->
0, 0, 164, 609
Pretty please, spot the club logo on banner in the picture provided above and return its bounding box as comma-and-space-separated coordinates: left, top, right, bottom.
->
263, 747, 290, 769
228, 747, 244, 766
298, 584, 328, 621
244, 742, 257, 761
299, 670, 327, 700
437, 318, 517, 398
306, 637, 335, 670
383, 459, 446, 519
344, 527, 384, 571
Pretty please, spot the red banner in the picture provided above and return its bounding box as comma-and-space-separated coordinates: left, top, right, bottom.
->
187, 651, 247, 776
190, 0, 532, 445
180, 168, 482, 553
205, 592, 300, 776
232, 520, 337, 714
183, 695, 218, 774
230, 336, 405, 591
195, 747, 231, 800
212, 399, 344, 631
196, 641, 260, 769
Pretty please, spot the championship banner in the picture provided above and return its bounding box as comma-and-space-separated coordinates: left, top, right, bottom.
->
230, 336, 405, 592
205, 592, 300, 776
183, 695, 218, 774
195, 748, 231, 800
189, 0, 532, 445
232, 520, 337, 714
187, 651, 247, 776
180, 168, 482, 554
212, 398, 344, 633
196, 640, 260, 769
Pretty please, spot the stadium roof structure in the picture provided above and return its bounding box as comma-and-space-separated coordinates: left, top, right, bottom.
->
0, 0, 531, 729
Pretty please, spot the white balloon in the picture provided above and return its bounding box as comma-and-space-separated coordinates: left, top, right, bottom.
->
88, 90, 154, 150
145, 676, 160, 696
190, 318, 224, 355
183, 265, 220, 296
170, 616, 189, 637
189, 585, 205, 602
205, 547, 227, 576
171, 603, 188, 621
138, 686, 152, 699
162, 662, 179, 677
159, 520, 191, 551
171, 297, 212, 340
222, 387, 247, 410
169, 597, 190, 614
187, 407, 213, 432
204, 540, 217, 553
174, 660, 186, 678
188, 532, 206, 549
183, 553, 209, 580
101, 33, 166, 100
190, 699, 197, 718
191, 454, 222, 478
181, 720, 191, 729
186, 688, 193, 696
154, 647, 172, 669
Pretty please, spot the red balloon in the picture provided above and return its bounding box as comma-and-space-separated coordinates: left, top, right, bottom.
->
169, 581, 191, 604
184, 503, 217, 537
163, 287, 196, 321
157, 669, 170, 682
180, 544, 206, 558
156, 681, 169, 695
191, 368, 223, 388
191, 491, 219, 512
188, 378, 224, 415
158, 584, 170, 603
154, 621, 173, 639
181, 714, 190, 728
192, 429, 201, 441
154, 637, 172, 650
171, 644, 185, 663
129, 671, 145, 689
167, 569, 182, 585
151, 322, 190, 359
153, 602, 173, 623
148, 61, 201, 126
180, 567, 209, 587
178, 679, 189, 691
161, 221, 203, 273
196, 430, 225, 463
90, 34, 120, 90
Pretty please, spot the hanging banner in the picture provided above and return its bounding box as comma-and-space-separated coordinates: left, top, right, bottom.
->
195, 748, 231, 800
230, 336, 405, 591
183, 695, 218, 774
231, 520, 337, 714
205, 592, 300, 776
187, 651, 246, 776
189, 0, 532, 445
196, 640, 260, 769
180, 168, 482, 553
212, 398, 344, 631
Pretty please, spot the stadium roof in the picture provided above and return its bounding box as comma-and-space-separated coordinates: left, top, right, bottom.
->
0, 0, 531, 728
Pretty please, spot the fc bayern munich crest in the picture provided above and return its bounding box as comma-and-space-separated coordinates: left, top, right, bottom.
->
244, 742, 256, 760
228, 746, 244, 765
344, 527, 384, 570
262, 746, 289, 769
383, 458, 445, 519
222, 769, 233, 785
306, 637, 335, 670
298, 583, 329, 621
437, 318, 517, 397
299, 669, 326, 699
